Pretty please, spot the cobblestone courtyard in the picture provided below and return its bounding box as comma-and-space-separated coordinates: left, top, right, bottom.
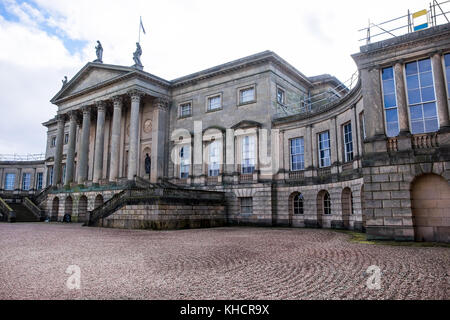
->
0, 223, 448, 300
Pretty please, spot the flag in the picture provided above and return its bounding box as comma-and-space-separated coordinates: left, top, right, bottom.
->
140, 16, 146, 35
412, 9, 428, 31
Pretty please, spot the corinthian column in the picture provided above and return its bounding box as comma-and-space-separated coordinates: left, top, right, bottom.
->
109, 96, 123, 181
431, 52, 450, 128
127, 90, 144, 180
77, 106, 91, 184
52, 115, 65, 187
151, 98, 169, 183
64, 111, 78, 186
93, 101, 106, 183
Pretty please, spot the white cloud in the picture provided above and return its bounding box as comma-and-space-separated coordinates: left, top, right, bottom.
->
0, 0, 437, 154
0, 14, 82, 154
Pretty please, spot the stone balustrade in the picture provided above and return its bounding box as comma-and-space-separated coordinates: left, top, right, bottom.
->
411, 133, 439, 149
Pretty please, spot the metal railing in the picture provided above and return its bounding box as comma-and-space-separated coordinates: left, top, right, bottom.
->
23, 197, 43, 220
275, 71, 360, 119
359, 0, 450, 44
33, 185, 52, 206
0, 154, 45, 161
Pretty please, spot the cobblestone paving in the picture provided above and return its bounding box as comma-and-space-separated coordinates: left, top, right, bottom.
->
0, 223, 448, 300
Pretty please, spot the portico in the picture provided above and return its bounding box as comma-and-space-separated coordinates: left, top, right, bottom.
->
48, 62, 170, 187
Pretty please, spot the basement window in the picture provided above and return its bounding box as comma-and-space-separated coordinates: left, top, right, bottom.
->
240, 197, 253, 215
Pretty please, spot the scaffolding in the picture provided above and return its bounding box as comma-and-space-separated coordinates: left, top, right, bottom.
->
275, 70, 359, 119
359, 0, 450, 44
0, 154, 45, 162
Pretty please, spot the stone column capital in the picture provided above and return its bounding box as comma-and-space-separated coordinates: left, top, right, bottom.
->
154, 97, 169, 110
67, 110, 80, 121
55, 114, 66, 123
128, 89, 145, 102
112, 95, 123, 106
81, 105, 91, 114
95, 100, 107, 112
393, 59, 405, 66
367, 65, 380, 72
429, 50, 443, 58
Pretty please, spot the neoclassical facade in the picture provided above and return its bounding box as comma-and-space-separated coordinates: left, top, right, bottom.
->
2, 23, 450, 242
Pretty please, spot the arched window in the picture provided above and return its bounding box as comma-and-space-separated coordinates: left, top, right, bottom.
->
180, 145, 190, 179
208, 140, 220, 177
293, 193, 304, 215
323, 192, 331, 215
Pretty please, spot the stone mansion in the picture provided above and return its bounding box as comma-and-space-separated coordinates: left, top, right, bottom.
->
1, 23, 450, 243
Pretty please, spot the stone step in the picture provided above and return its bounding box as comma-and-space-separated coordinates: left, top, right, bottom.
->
9, 203, 40, 222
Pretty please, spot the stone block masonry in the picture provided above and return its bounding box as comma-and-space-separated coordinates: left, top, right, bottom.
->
364, 160, 450, 241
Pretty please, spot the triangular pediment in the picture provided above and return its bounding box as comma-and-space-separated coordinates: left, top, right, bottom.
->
231, 120, 262, 129
51, 63, 135, 103
67, 67, 128, 95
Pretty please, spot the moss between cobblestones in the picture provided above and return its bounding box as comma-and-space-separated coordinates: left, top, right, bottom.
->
336, 230, 450, 248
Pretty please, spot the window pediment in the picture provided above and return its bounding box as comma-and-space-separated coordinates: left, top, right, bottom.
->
231, 120, 262, 130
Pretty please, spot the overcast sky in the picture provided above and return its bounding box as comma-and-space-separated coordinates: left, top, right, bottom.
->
0, 0, 437, 155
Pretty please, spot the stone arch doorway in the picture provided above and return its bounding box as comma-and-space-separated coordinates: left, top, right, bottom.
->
341, 187, 352, 229
316, 190, 330, 227
78, 195, 88, 223
94, 194, 104, 209
411, 173, 450, 242
51, 197, 59, 221
288, 192, 303, 226
64, 196, 73, 217
360, 185, 366, 231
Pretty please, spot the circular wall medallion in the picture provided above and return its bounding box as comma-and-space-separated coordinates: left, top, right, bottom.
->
143, 119, 152, 133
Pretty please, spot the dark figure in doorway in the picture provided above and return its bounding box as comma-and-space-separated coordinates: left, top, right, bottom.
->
145, 153, 151, 175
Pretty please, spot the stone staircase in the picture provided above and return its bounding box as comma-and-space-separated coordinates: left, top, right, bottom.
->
87, 180, 227, 230
8, 203, 40, 222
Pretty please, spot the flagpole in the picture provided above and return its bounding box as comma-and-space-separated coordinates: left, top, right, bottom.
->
138, 16, 141, 43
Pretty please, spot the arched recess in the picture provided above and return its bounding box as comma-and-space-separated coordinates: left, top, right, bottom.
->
52, 197, 59, 221
78, 195, 88, 222
341, 187, 352, 229
94, 194, 104, 209
140, 146, 151, 178
411, 173, 450, 242
361, 186, 366, 230
316, 190, 330, 227
64, 196, 73, 217
288, 192, 304, 226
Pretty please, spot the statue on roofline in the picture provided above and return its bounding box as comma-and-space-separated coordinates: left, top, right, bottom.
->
94, 40, 103, 63
132, 42, 143, 70
61, 76, 68, 87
